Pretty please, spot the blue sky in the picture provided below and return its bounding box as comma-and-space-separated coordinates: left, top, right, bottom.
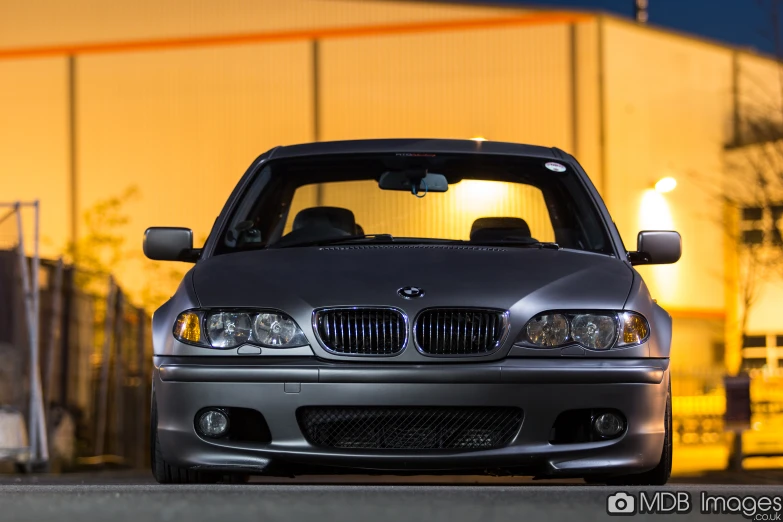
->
475, 0, 778, 55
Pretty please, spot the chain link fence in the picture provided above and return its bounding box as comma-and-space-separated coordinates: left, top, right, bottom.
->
0, 202, 152, 471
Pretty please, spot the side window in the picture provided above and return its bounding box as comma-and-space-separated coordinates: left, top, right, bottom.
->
222, 167, 271, 248
613, 221, 627, 251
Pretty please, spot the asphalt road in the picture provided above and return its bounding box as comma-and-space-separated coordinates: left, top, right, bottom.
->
2, 474, 783, 521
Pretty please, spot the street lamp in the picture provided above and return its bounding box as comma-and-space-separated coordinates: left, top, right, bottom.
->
635, 0, 649, 24
654, 176, 677, 194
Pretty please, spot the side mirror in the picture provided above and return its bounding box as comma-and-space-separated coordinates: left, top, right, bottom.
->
628, 231, 681, 265
143, 227, 200, 262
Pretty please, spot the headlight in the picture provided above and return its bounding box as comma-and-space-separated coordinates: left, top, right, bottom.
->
523, 311, 649, 350
208, 312, 252, 348
173, 309, 308, 349
525, 314, 569, 347
252, 312, 308, 346
571, 314, 617, 350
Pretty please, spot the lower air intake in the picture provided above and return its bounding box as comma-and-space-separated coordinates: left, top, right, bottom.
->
297, 406, 523, 450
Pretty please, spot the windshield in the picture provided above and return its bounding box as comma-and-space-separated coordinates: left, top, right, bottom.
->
214, 153, 613, 255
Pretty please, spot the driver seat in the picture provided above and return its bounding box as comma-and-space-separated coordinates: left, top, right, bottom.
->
470, 217, 532, 242
293, 207, 357, 235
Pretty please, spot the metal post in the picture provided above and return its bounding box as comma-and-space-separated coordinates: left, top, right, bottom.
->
15, 203, 36, 468
94, 277, 115, 457
111, 291, 124, 458
15, 202, 47, 468
43, 258, 64, 467
32, 202, 48, 465
59, 267, 75, 406
136, 307, 146, 468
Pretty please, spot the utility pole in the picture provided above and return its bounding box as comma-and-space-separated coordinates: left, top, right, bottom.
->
635, 0, 649, 24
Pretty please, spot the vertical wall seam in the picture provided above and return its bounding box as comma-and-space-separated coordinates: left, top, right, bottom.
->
312, 39, 321, 142
312, 39, 324, 206
569, 23, 578, 158
68, 55, 78, 247
597, 16, 607, 198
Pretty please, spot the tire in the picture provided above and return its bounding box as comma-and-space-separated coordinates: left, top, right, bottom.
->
598, 380, 673, 486
150, 393, 248, 484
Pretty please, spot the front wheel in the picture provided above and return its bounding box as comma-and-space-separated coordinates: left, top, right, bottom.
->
150, 394, 248, 484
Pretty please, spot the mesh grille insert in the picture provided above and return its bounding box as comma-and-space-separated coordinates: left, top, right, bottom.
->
314, 308, 406, 355
415, 309, 507, 356
298, 406, 523, 450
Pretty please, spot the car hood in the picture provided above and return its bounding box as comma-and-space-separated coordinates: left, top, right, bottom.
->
192, 245, 633, 314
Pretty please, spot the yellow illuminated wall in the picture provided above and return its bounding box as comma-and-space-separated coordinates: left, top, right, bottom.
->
0, 0, 525, 48
602, 19, 733, 316
0, 58, 69, 254
77, 42, 314, 292
320, 24, 573, 148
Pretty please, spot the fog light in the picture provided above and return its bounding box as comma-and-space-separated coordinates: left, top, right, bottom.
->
197, 409, 229, 438
593, 413, 624, 438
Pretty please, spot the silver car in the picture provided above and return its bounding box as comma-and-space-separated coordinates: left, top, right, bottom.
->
144, 139, 681, 485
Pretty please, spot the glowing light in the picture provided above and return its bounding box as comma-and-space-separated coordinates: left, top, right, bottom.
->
454, 180, 507, 212
639, 189, 674, 230
470, 136, 487, 141
654, 176, 677, 193
638, 189, 678, 305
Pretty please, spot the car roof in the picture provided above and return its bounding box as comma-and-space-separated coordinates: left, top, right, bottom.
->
267, 138, 567, 161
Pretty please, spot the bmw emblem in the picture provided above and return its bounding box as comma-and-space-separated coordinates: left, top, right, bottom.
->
398, 286, 425, 299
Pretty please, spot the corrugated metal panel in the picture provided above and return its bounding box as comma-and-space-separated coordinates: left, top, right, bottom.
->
0, 0, 527, 49
77, 42, 313, 293
319, 24, 572, 148
0, 57, 69, 258
285, 180, 555, 242
603, 19, 733, 312
574, 20, 602, 190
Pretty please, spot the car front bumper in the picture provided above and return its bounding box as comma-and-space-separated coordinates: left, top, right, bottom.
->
153, 356, 669, 477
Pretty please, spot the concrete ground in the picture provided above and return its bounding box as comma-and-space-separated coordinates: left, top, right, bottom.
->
2, 469, 783, 522
2, 478, 783, 522
2, 442, 782, 522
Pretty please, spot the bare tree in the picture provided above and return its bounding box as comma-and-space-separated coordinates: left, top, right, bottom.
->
715, 1, 783, 363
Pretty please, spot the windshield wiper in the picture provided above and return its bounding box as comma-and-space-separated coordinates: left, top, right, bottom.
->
270, 234, 394, 249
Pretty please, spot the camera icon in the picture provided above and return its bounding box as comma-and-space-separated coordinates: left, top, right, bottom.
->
607, 492, 636, 516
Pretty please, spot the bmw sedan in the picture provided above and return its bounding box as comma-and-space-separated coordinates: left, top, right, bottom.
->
144, 139, 681, 485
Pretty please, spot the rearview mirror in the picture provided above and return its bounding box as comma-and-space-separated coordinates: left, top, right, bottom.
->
379, 169, 449, 194
629, 231, 681, 265
143, 227, 200, 262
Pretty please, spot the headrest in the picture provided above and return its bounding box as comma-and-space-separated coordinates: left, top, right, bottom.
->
293, 207, 357, 234
470, 217, 532, 242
